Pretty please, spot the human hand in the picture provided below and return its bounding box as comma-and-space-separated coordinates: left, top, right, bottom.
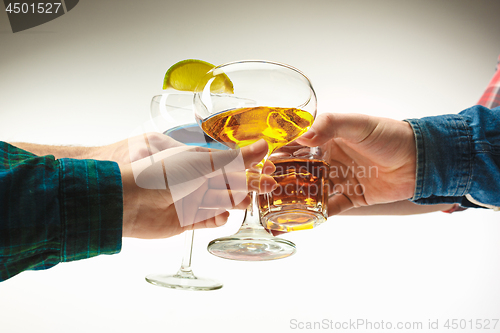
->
297, 113, 416, 215
119, 139, 277, 239
94, 132, 177, 164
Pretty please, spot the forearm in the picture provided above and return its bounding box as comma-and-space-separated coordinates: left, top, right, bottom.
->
0, 142, 123, 281
11, 135, 150, 164
10, 142, 104, 160
339, 200, 455, 215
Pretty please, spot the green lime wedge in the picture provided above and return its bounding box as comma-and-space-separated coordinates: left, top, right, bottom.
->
163, 59, 234, 93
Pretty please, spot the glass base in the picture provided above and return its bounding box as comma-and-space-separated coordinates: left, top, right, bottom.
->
207, 234, 296, 261
146, 270, 223, 291
263, 209, 326, 232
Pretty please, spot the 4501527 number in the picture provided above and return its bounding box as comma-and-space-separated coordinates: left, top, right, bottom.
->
444, 319, 499, 330
5, 2, 62, 14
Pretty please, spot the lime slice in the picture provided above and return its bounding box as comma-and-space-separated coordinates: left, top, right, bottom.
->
163, 59, 234, 93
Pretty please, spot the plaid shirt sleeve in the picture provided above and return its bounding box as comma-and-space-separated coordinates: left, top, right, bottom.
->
477, 55, 500, 109
0, 142, 123, 282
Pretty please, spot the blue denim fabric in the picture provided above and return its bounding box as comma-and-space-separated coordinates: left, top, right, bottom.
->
405, 105, 500, 209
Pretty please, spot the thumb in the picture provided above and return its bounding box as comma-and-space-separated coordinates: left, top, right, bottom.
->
296, 113, 379, 146
240, 139, 269, 169
207, 139, 269, 175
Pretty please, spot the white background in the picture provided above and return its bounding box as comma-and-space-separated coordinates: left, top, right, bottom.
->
1, 0, 500, 332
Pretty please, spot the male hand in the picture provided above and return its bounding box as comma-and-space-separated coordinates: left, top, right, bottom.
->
119, 138, 276, 239
95, 132, 179, 164
297, 113, 417, 215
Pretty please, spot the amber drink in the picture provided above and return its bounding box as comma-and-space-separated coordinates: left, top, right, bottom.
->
201, 106, 314, 152
260, 145, 329, 232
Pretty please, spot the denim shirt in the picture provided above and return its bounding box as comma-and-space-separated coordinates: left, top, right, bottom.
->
405, 105, 500, 210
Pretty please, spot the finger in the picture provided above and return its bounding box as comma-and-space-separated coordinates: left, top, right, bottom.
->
155, 146, 231, 190
209, 140, 272, 175
208, 171, 247, 192
296, 113, 379, 147
245, 173, 277, 194
233, 195, 252, 209
212, 210, 230, 228
209, 172, 277, 193
262, 159, 276, 175
191, 209, 229, 229
200, 189, 245, 209
205, 148, 244, 176
256, 174, 277, 193
179, 185, 208, 227
327, 192, 355, 216
201, 190, 251, 209
240, 139, 269, 170
157, 141, 267, 184
146, 132, 186, 150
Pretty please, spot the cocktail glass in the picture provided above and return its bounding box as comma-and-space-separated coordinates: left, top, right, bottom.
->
193, 60, 317, 261
145, 94, 224, 290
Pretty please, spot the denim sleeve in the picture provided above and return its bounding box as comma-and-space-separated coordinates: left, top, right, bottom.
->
405, 105, 500, 210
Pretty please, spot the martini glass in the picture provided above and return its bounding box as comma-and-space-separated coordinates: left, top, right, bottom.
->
194, 60, 317, 261
145, 94, 224, 290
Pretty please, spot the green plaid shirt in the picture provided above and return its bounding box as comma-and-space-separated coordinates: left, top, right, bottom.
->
0, 142, 123, 281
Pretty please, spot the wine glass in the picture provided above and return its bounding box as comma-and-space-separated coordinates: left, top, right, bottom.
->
193, 60, 317, 261
145, 94, 224, 290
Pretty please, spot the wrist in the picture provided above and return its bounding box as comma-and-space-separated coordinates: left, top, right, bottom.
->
401, 121, 417, 199
119, 163, 139, 237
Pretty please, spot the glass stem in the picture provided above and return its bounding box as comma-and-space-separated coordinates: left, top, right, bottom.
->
242, 191, 260, 228
236, 167, 272, 235
237, 190, 272, 237
176, 230, 196, 278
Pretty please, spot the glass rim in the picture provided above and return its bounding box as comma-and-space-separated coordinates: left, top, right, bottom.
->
212, 59, 314, 85
194, 59, 317, 118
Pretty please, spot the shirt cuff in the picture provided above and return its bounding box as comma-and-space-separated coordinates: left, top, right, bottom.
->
58, 158, 123, 262
404, 115, 472, 203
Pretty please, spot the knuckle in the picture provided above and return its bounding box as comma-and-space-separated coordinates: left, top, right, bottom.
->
322, 112, 336, 126
130, 147, 152, 161
146, 132, 165, 143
